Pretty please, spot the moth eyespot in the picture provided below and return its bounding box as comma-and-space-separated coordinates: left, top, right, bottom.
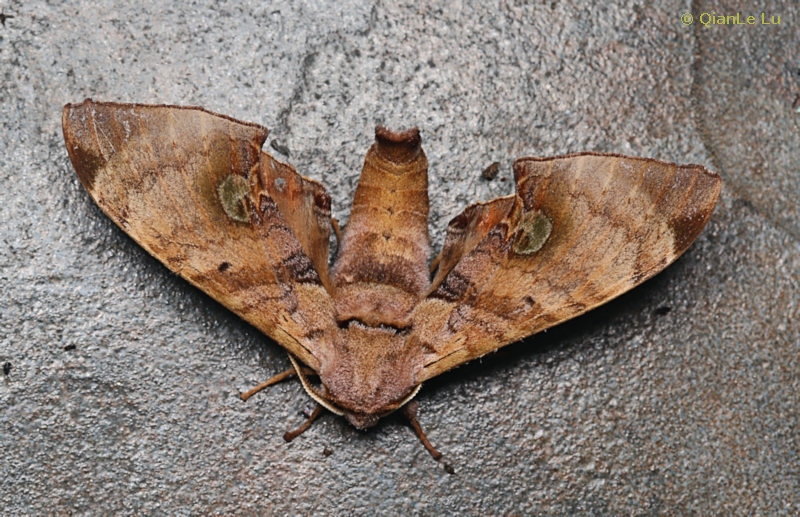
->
218, 262, 231, 272
513, 209, 552, 255
218, 174, 251, 223
274, 177, 287, 192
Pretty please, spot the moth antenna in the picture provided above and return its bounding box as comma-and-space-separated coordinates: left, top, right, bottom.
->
240, 365, 316, 401
287, 354, 346, 416
429, 250, 443, 274
284, 404, 323, 442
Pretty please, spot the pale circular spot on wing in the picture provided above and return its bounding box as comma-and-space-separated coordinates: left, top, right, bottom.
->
513, 209, 553, 255
218, 174, 250, 222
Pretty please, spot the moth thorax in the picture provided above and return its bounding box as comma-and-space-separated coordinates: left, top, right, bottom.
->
319, 321, 417, 423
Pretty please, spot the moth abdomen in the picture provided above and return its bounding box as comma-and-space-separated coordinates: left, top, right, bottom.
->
331, 126, 432, 328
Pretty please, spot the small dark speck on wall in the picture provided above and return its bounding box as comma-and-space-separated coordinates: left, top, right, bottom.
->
481, 162, 500, 181
0, 11, 15, 27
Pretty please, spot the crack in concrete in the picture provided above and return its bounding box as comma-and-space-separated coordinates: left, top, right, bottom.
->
275, 50, 317, 137
274, 4, 376, 139
689, 0, 800, 244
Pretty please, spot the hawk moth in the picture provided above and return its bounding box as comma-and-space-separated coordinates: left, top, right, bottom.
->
62, 99, 721, 455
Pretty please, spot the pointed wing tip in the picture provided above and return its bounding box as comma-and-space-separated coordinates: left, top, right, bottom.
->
62, 100, 105, 193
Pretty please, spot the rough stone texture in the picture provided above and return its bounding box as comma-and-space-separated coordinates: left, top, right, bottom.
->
1, 1, 797, 514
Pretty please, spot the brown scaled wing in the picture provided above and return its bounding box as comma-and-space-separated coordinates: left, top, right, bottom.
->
410, 153, 721, 382
62, 100, 338, 370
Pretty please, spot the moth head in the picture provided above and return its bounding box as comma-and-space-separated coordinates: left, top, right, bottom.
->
313, 321, 421, 429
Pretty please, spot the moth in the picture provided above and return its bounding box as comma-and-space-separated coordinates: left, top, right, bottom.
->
63, 99, 721, 461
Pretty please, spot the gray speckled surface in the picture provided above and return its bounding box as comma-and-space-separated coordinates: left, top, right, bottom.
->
1, 1, 798, 514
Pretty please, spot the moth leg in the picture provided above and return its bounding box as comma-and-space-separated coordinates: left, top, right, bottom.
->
402, 401, 444, 461
429, 249, 443, 274
332, 217, 343, 245
240, 366, 316, 401
283, 404, 323, 442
